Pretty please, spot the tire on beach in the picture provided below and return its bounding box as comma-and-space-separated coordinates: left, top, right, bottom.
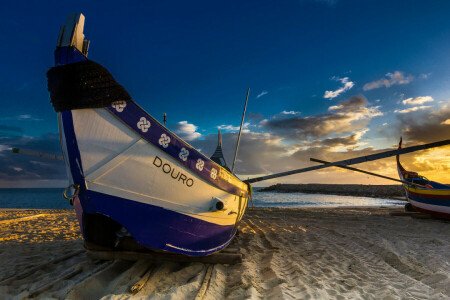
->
405, 203, 416, 212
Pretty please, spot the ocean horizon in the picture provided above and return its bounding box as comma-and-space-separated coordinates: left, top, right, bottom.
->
0, 187, 404, 209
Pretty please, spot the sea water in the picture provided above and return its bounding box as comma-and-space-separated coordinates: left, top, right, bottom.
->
252, 188, 405, 208
0, 188, 405, 209
0, 188, 72, 209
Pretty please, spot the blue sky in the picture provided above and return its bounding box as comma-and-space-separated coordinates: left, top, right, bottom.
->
0, 0, 449, 187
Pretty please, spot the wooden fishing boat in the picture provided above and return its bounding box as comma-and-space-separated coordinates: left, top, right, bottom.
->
397, 139, 450, 219
48, 14, 249, 256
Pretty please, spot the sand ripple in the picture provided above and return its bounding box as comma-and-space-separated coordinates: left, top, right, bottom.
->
0, 207, 449, 299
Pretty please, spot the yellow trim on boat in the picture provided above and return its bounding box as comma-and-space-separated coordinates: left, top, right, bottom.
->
404, 185, 450, 196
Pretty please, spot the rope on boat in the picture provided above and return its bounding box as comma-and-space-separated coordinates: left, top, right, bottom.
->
47, 60, 133, 112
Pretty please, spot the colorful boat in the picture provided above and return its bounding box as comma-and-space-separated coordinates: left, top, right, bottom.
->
397, 139, 450, 219
48, 14, 249, 256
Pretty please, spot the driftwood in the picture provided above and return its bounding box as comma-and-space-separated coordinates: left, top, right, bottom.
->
130, 267, 153, 294
194, 265, 214, 300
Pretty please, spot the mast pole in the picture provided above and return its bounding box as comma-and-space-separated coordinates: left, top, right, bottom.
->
231, 88, 250, 174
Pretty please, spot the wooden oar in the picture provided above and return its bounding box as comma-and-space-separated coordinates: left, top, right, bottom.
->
310, 158, 427, 188
245, 139, 450, 183
11, 147, 63, 160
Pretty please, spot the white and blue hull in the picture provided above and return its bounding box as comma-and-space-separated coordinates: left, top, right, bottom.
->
53, 14, 249, 256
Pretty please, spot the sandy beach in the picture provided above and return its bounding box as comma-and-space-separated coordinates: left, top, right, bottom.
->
0, 207, 449, 299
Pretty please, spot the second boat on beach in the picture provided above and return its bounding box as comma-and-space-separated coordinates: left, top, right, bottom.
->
397, 138, 450, 219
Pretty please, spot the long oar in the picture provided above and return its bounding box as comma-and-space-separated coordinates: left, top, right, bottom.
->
310, 158, 427, 188
11, 148, 63, 161
245, 139, 450, 183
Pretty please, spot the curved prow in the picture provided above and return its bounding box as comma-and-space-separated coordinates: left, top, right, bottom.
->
396, 137, 406, 176
57, 13, 89, 55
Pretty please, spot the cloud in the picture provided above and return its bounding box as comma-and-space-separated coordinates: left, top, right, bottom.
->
402, 96, 433, 105
328, 105, 343, 111
394, 106, 431, 114
172, 121, 202, 141
281, 110, 300, 115
247, 112, 264, 120
363, 71, 414, 91
0, 114, 43, 121
218, 122, 250, 133
419, 73, 431, 79
256, 91, 268, 99
189, 102, 449, 184
191, 128, 405, 184
307, 129, 369, 151
218, 124, 240, 131
263, 96, 382, 139
396, 104, 450, 143
323, 77, 354, 99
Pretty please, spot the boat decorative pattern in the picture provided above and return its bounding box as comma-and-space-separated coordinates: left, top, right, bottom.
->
107, 99, 247, 197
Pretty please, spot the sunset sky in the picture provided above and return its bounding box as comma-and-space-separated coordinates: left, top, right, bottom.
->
0, 0, 449, 187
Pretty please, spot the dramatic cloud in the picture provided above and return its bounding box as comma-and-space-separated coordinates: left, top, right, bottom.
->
256, 91, 268, 98
191, 131, 288, 175
396, 104, 450, 143
402, 96, 434, 105
191, 102, 448, 184
306, 129, 369, 151
172, 121, 202, 141
190, 129, 402, 184
394, 106, 431, 114
442, 119, 450, 125
363, 71, 414, 91
263, 96, 382, 139
323, 77, 354, 99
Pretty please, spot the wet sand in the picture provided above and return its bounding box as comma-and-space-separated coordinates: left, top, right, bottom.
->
0, 207, 449, 299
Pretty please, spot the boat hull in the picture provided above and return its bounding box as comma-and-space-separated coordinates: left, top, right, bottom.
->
60, 104, 248, 256
403, 186, 450, 219
397, 142, 450, 219
50, 14, 249, 256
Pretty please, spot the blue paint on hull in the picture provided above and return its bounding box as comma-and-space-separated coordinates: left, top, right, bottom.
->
406, 192, 450, 207
84, 190, 236, 256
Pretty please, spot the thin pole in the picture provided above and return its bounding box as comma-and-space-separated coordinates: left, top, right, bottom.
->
11, 148, 63, 161
245, 139, 450, 183
231, 88, 250, 174
163, 113, 167, 126
310, 158, 427, 188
